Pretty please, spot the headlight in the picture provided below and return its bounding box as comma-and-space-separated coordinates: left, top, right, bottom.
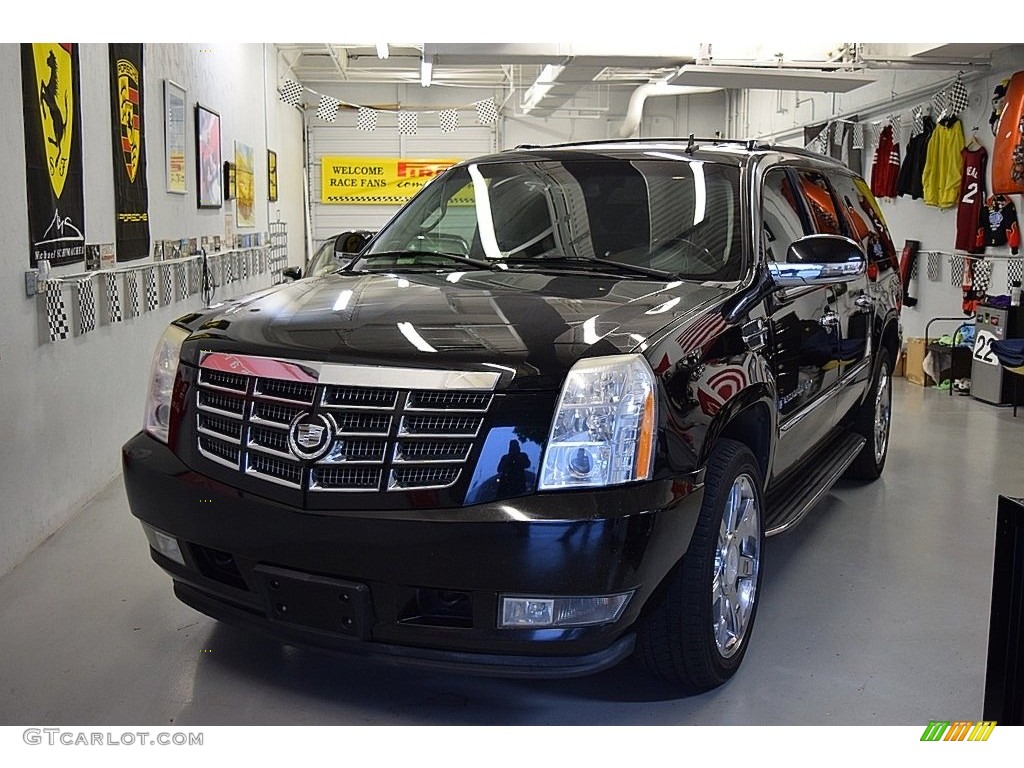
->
143, 324, 189, 443
539, 354, 656, 490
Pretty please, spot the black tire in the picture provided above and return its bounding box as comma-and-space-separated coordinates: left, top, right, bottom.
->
843, 351, 893, 480
635, 439, 765, 692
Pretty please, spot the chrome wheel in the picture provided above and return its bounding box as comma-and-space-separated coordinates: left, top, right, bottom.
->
873, 360, 892, 464
713, 473, 761, 659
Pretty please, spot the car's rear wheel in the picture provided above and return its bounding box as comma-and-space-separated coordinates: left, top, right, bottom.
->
844, 351, 893, 480
635, 439, 764, 692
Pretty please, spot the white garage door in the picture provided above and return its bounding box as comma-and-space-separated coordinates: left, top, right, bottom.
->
308, 112, 496, 250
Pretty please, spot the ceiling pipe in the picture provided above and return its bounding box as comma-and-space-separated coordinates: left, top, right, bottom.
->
620, 82, 721, 138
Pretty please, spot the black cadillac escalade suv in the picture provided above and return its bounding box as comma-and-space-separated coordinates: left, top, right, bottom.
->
122, 138, 902, 692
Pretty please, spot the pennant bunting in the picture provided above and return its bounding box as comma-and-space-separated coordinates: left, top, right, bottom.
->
104, 272, 122, 323
356, 107, 378, 132
475, 98, 498, 125
439, 109, 459, 134
316, 95, 340, 122
278, 79, 304, 107
45, 281, 70, 342
398, 111, 418, 135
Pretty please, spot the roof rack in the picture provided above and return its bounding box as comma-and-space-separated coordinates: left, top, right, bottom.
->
513, 136, 772, 152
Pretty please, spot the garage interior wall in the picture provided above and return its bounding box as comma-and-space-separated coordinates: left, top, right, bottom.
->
740, 45, 1024, 338
0, 43, 305, 579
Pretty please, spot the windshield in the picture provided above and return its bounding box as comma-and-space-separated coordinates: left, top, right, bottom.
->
354, 158, 745, 281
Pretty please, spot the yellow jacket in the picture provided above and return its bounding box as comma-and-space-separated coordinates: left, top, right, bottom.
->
922, 119, 965, 208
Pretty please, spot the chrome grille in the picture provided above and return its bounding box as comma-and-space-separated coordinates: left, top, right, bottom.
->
391, 466, 461, 490
311, 466, 383, 491
407, 391, 492, 411
255, 378, 316, 404
194, 361, 496, 494
323, 386, 398, 409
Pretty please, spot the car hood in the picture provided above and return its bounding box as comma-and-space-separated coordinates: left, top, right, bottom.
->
179, 269, 731, 391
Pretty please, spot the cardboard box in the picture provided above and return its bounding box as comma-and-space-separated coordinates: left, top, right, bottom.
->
893, 348, 906, 378
905, 337, 928, 386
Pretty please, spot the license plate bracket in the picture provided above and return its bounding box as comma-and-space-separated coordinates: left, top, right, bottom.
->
252, 564, 372, 639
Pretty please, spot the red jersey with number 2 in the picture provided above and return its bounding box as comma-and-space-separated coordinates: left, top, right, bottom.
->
956, 146, 987, 253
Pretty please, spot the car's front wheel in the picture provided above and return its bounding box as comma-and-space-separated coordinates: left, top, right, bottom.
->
635, 439, 764, 692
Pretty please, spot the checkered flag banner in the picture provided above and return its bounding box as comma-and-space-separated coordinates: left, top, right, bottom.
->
241, 252, 249, 280
77, 277, 96, 335
439, 109, 459, 134
190, 259, 202, 294
278, 79, 304, 108
160, 264, 173, 306
949, 74, 969, 115
125, 271, 141, 318
911, 106, 925, 136
816, 125, 830, 154
145, 267, 159, 311
225, 253, 234, 284
1008, 259, 1024, 289
831, 121, 843, 147
104, 273, 122, 323
398, 111, 418, 135
177, 262, 189, 300
356, 107, 378, 132
475, 98, 498, 125
928, 252, 942, 282
316, 95, 340, 122
950, 254, 965, 286
932, 89, 949, 119
852, 123, 865, 149
889, 114, 903, 139
45, 281, 70, 342
974, 257, 992, 295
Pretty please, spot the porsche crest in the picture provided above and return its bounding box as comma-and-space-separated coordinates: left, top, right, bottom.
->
33, 43, 74, 199
116, 58, 141, 182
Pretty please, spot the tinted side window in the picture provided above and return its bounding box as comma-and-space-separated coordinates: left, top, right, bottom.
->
830, 172, 898, 270
794, 170, 845, 236
761, 168, 811, 262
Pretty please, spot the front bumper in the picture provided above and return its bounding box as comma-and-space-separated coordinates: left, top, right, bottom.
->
122, 432, 704, 677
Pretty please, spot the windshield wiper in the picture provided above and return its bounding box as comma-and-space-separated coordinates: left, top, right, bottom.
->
353, 251, 497, 271
501, 255, 677, 281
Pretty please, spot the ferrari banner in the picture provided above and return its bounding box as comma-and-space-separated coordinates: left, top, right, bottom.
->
21, 43, 86, 267
109, 43, 150, 261
321, 156, 462, 205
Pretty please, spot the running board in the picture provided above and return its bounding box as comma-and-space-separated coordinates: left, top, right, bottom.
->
764, 433, 866, 537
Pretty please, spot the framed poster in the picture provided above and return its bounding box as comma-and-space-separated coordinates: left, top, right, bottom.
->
223, 161, 235, 200
164, 80, 187, 194
235, 140, 255, 227
267, 149, 278, 202
195, 103, 221, 209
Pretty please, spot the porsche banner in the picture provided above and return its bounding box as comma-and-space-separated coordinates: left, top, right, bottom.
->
21, 43, 86, 267
321, 156, 461, 205
109, 43, 150, 261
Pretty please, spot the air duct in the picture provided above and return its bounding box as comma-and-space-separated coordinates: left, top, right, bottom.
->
620, 83, 721, 138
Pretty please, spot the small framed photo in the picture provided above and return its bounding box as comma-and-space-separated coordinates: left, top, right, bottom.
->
268, 149, 278, 202
195, 103, 222, 209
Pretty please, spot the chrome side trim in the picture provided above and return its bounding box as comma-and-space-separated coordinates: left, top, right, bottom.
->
837, 357, 871, 386
778, 380, 842, 434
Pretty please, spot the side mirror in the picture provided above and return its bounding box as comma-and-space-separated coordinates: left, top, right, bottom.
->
281, 266, 302, 281
336, 230, 373, 255
768, 234, 866, 287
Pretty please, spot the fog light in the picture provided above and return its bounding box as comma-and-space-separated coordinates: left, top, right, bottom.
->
141, 524, 185, 566
499, 593, 633, 628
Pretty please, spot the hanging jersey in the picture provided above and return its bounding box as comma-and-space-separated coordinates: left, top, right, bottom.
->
955, 146, 987, 253
922, 118, 966, 208
870, 125, 901, 198
897, 116, 934, 199
981, 194, 1021, 253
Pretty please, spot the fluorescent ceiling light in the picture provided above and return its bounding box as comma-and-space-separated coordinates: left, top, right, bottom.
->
669, 65, 875, 93
521, 63, 565, 114
375, 43, 389, 60
420, 58, 432, 87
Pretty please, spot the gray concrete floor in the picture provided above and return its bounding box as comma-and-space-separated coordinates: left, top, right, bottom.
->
1, 378, 1022, 726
